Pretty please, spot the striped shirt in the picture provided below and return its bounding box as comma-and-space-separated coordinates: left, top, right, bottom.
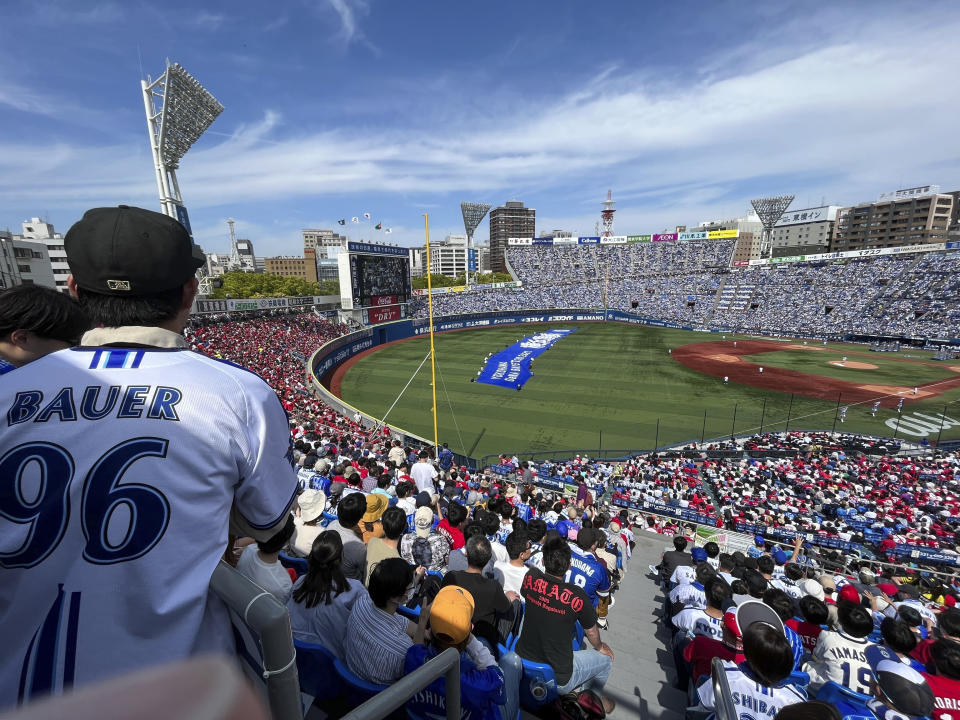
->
343, 592, 412, 685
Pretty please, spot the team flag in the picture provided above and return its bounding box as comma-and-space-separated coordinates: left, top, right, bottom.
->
375, 222, 382, 230
351, 216, 359, 223
337, 219, 346, 225
363, 212, 371, 219
385, 228, 393, 234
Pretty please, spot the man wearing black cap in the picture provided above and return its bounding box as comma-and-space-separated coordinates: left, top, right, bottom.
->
0, 206, 299, 709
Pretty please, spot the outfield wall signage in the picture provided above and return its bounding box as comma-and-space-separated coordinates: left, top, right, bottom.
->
627, 235, 652, 243
947, 242, 960, 250
507, 231, 739, 246
747, 242, 948, 267
707, 229, 739, 239
552, 237, 578, 244
508, 237, 533, 246
192, 295, 338, 314
599, 236, 626, 244
578, 237, 600, 244
653, 233, 678, 242
678, 231, 709, 241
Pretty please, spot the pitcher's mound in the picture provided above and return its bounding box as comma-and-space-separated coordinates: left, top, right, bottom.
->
829, 361, 878, 370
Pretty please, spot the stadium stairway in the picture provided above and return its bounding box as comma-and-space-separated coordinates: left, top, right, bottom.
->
602, 532, 686, 720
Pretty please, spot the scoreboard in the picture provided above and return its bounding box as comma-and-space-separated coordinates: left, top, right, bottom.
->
338, 241, 412, 324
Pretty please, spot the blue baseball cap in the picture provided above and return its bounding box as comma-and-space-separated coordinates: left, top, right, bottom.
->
754, 535, 765, 546
691, 547, 708, 562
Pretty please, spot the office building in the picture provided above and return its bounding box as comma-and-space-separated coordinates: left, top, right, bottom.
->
770, 205, 840, 257
0, 231, 56, 290
263, 255, 318, 283
832, 186, 953, 252
424, 234, 467, 277
302, 229, 346, 259
18, 217, 68, 292
490, 201, 535, 273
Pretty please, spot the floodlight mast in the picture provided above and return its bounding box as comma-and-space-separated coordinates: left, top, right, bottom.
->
141, 59, 223, 294
751, 195, 794, 259
460, 202, 490, 288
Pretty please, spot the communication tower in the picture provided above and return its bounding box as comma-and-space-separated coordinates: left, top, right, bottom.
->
600, 189, 616, 237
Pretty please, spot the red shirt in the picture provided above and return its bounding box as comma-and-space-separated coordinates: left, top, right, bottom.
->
923, 672, 960, 720
785, 618, 823, 653
682, 636, 742, 683
437, 518, 465, 550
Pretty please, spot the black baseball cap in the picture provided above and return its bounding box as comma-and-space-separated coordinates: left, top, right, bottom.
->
65, 206, 204, 296
866, 645, 935, 719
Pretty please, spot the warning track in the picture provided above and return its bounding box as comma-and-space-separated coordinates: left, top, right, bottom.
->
672, 340, 960, 407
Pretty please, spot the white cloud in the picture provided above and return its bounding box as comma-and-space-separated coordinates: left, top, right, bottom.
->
2, 11, 960, 254
190, 11, 225, 31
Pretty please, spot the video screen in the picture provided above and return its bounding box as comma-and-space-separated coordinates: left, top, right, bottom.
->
353, 254, 410, 306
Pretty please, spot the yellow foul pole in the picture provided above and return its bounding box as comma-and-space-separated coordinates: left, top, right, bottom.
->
424, 214, 439, 450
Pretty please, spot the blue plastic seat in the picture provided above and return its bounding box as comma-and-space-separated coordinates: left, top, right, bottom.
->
786, 670, 809, 690
397, 605, 421, 622
333, 657, 388, 704
816, 680, 872, 713
517, 655, 559, 709
293, 639, 340, 702
278, 553, 308, 578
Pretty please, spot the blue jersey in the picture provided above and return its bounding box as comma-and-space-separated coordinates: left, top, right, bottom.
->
565, 546, 611, 607
0, 358, 15, 375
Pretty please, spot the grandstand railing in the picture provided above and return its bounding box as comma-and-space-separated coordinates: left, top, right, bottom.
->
209, 561, 301, 720
710, 657, 737, 720
340, 647, 461, 720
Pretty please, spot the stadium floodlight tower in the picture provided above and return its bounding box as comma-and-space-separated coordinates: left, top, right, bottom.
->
751, 195, 794, 259
460, 202, 490, 287
141, 59, 224, 293
600, 189, 616, 237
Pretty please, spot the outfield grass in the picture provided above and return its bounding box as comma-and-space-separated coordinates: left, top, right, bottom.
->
337, 324, 960, 461
741, 349, 958, 387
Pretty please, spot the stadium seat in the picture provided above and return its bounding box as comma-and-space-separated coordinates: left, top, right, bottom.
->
293, 639, 340, 703
517, 655, 559, 709
816, 681, 873, 716
333, 657, 388, 705
278, 553, 308, 578
397, 605, 421, 622
786, 670, 809, 690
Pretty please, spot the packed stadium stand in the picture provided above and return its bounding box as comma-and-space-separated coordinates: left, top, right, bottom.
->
154, 310, 960, 719
411, 243, 960, 340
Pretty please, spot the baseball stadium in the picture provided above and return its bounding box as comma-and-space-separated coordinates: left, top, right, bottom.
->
6, 35, 960, 720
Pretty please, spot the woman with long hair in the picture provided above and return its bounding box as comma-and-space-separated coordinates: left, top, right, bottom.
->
286, 530, 367, 656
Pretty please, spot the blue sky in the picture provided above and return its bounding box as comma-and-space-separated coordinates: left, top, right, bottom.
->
2, 0, 959, 256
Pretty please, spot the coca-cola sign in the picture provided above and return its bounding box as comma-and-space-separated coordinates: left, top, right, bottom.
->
371, 295, 398, 306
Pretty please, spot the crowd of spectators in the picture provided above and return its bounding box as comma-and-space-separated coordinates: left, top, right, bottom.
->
410, 244, 960, 339
651, 524, 960, 720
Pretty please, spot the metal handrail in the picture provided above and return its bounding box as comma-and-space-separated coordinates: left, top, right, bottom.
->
340, 647, 461, 720
208, 561, 302, 720
710, 657, 737, 720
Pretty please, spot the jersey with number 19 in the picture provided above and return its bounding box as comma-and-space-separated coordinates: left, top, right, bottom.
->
0, 343, 298, 708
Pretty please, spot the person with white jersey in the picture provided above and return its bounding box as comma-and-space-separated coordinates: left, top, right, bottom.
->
0, 206, 299, 709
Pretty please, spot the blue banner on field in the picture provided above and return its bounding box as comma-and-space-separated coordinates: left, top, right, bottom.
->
477, 329, 576, 389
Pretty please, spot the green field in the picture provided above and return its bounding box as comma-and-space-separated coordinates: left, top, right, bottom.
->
336, 324, 960, 461
741, 349, 958, 387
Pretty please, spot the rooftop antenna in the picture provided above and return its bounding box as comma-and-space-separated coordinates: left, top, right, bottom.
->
600, 189, 616, 237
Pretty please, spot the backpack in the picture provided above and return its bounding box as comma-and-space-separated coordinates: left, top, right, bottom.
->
411, 536, 434, 569
549, 691, 606, 720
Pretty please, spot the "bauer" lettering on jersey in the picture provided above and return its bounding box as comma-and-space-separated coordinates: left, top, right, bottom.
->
6, 386, 183, 425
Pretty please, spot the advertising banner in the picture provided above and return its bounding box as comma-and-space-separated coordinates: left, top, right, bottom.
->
750, 242, 948, 267
552, 237, 578, 244
653, 233, 678, 242
347, 241, 408, 257
508, 237, 533, 246
367, 304, 402, 324
371, 295, 398, 306
678, 231, 708, 241
532, 238, 553, 245
732, 260, 750, 267
775, 206, 837, 227
468, 248, 477, 271
707, 229, 739, 239
578, 237, 601, 244
627, 235, 652, 243
947, 241, 960, 250
600, 236, 627, 244
477, 329, 577, 389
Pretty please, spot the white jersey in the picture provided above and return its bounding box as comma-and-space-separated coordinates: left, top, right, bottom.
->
0, 342, 298, 708
698, 662, 806, 719
669, 582, 706, 610
802, 629, 875, 694
672, 608, 724, 641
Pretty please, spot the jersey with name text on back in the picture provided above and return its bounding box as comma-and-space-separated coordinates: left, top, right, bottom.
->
0, 346, 298, 708
697, 661, 806, 720
565, 545, 611, 608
